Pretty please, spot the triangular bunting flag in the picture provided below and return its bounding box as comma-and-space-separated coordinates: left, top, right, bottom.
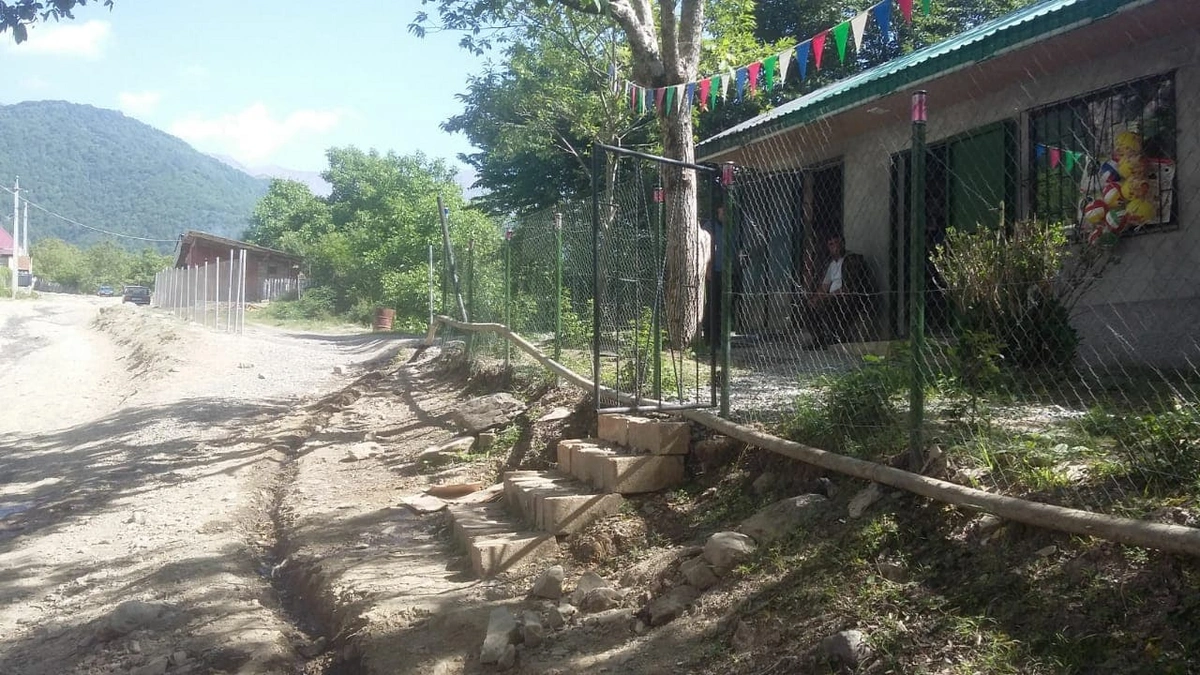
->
900, 0, 914, 23
922, 0, 931, 15
748, 61, 762, 95
665, 85, 676, 113
735, 67, 747, 102
1049, 147, 1061, 168
721, 71, 732, 100
709, 76, 720, 109
851, 10, 869, 51
697, 78, 710, 110
654, 87, 665, 111
873, 1, 893, 42
778, 47, 793, 84
1035, 144, 1046, 161
812, 31, 827, 70
763, 55, 778, 90
833, 21, 850, 65
796, 41, 810, 81
684, 82, 696, 109
675, 84, 686, 112
628, 83, 636, 111
1064, 150, 1079, 172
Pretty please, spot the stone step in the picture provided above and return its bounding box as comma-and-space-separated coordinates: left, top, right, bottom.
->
556, 438, 686, 494
503, 470, 625, 535
446, 502, 559, 579
597, 414, 690, 455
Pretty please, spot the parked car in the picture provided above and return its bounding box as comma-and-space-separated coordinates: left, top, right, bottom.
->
122, 285, 151, 305
97, 285, 114, 297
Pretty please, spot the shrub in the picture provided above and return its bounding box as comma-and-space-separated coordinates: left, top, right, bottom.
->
781, 355, 907, 458
933, 218, 1080, 372
1081, 402, 1200, 488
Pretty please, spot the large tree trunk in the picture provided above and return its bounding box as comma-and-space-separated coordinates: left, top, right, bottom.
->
662, 113, 703, 348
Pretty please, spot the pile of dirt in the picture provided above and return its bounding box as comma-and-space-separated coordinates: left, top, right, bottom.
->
91, 305, 182, 379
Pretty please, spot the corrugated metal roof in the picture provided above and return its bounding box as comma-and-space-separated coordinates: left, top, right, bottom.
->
697, 0, 1146, 157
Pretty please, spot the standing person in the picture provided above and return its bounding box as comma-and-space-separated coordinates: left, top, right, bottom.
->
701, 204, 728, 347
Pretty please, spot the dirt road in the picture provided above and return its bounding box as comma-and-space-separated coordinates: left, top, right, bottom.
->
0, 295, 412, 674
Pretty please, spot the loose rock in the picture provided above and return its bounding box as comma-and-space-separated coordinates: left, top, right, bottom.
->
570, 571, 609, 606
751, 472, 776, 495
476, 431, 497, 453
480, 607, 518, 664
497, 643, 517, 670
848, 483, 883, 519
169, 651, 189, 666
647, 585, 699, 626
521, 611, 545, 648
536, 407, 572, 423
129, 656, 169, 675
452, 393, 526, 433
702, 531, 757, 574
738, 494, 827, 545
821, 629, 872, 668
102, 601, 172, 639
580, 587, 622, 613
531, 565, 564, 600
731, 619, 755, 651
546, 605, 567, 630
679, 556, 719, 591
877, 560, 909, 584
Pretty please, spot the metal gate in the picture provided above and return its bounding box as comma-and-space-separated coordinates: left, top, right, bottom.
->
589, 143, 727, 414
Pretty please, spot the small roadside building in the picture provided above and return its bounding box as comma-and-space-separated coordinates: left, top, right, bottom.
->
696, 0, 1199, 367
174, 230, 303, 303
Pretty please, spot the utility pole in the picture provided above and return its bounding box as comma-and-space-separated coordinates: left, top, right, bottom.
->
22, 200, 28, 255
10, 177, 18, 298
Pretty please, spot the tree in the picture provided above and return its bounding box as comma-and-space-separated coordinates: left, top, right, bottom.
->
414, 0, 710, 347
0, 0, 113, 43
245, 179, 332, 253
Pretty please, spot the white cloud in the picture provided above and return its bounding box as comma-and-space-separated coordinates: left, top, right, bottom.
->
118, 91, 162, 116
169, 103, 344, 164
5, 20, 111, 59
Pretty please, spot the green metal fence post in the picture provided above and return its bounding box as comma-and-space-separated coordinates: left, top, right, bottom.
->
908, 91, 929, 468
652, 185, 664, 404
504, 226, 512, 369
720, 163, 736, 418
555, 212, 563, 368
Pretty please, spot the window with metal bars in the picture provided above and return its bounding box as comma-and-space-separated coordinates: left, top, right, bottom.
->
1029, 72, 1176, 241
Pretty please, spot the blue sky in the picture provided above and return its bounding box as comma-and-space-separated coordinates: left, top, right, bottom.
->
1, 0, 488, 177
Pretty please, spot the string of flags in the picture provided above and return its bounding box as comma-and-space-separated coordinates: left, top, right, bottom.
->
1036, 144, 1086, 171
618, 0, 932, 116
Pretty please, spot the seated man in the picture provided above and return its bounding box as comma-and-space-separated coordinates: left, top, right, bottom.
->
802, 234, 873, 349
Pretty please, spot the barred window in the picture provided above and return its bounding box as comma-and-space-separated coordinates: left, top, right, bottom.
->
1030, 73, 1176, 241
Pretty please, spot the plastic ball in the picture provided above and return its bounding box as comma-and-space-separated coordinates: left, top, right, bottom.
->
1114, 131, 1142, 159
1098, 160, 1121, 184
1103, 183, 1125, 209
1105, 209, 1125, 233
1118, 156, 1146, 180
1083, 199, 1107, 225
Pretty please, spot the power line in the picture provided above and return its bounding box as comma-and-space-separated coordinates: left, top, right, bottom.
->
0, 182, 178, 244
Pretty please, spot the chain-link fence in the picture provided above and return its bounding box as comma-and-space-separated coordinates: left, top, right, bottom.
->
432, 0, 1200, 524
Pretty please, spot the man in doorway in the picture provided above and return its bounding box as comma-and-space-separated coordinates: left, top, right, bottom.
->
802, 234, 872, 349
700, 204, 727, 347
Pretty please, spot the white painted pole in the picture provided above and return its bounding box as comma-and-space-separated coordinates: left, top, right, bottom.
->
214, 257, 221, 331
429, 243, 435, 326
239, 248, 247, 334
203, 261, 209, 327
228, 248, 235, 332
11, 178, 19, 298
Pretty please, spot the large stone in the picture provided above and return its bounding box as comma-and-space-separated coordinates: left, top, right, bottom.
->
848, 483, 883, 519
480, 607, 519, 664
702, 531, 757, 574
821, 629, 872, 668
521, 611, 545, 648
647, 585, 700, 626
104, 601, 172, 638
531, 565, 564, 600
570, 571, 610, 606
579, 587, 623, 613
738, 494, 827, 545
597, 414, 635, 446
419, 437, 475, 465
452, 393, 526, 433
679, 556, 719, 591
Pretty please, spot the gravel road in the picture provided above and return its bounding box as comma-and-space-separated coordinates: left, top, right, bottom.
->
0, 294, 411, 675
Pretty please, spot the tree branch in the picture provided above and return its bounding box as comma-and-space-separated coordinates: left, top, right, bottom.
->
608, 0, 663, 82
659, 0, 679, 80
677, 0, 704, 79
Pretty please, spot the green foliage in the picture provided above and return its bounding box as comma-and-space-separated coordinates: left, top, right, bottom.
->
781, 355, 907, 458
616, 306, 678, 398
0, 101, 266, 250
1081, 403, 1200, 488
0, 1, 113, 43
558, 290, 591, 350
258, 287, 337, 324
933, 219, 1079, 371
30, 237, 169, 292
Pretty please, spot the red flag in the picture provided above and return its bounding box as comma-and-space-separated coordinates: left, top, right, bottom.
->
698, 78, 712, 111
1049, 147, 1062, 168
812, 31, 827, 70
747, 62, 762, 94
655, 87, 665, 110
900, 0, 914, 24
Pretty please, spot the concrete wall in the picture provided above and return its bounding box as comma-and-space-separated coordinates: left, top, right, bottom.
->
724, 12, 1200, 365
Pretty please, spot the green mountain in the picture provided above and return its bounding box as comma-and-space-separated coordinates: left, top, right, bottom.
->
0, 100, 269, 252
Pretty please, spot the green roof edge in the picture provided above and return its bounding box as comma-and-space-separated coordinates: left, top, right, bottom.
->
697, 0, 1144, 159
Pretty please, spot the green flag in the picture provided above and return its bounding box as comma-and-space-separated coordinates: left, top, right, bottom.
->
763, 55, 779, 90
833, 21, 851, 64
665, 85, 675, 114
922, 0, 931, 15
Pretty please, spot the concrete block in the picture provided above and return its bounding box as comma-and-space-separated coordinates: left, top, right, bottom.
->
537, 493, 625, 535
597, 414, 634, 446
627, 419, 690, 455
569, 444, 613, 488
469, 532, 560, 579
556, 438, 586, 474
597, 454, 686, 494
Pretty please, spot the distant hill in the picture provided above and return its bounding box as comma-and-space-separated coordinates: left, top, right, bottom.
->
0, 101, 269, 251
211, 154, 333, 198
